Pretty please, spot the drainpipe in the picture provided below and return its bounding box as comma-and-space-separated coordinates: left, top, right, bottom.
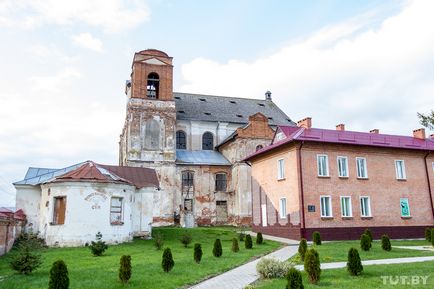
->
423, 152, 434, 221
297, 141, 306, 239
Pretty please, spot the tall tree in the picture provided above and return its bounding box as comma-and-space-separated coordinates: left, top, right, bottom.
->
418, 110, 434, 130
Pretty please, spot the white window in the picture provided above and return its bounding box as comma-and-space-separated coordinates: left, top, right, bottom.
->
340, 196, 352, 217
400, 198, 411, 217
277, 159, 285, 180
395, 160, 406, 180
320, 196, 332, 217
110, 197, 123, 225
279, 198, 287, 218
360, 196, 371, 217
356, 157, 368, 178
317, 155, 329, 177
337, 156, 349, 177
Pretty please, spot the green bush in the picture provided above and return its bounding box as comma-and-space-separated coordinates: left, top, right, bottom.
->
304, 248, 321, 284
48, 260, 69, 289
194, 243, 203, 263
153, 232, 164, 250
256, 258, 292, 279
245, 234, 253, 249
425, 227, 432, 242
298, 239, 308, 262
118, 255, 132, 284
180, 231, 192, 248
381, 235, 392, 251
239, 233, 245, 241
10, 240, 42, 274
364, 229, 373, 244
256, 232, 263, 245
213, 239, 223, 257
13, 231, 45, 250
286, 267, 304, 289
431, 229, 434, 247
89, 232, 108, 256
162, 248, 175, 272
346, 248, 363, 276
312, 231, 321, 245
232, 238, 239, 252
360, 234, 371, 251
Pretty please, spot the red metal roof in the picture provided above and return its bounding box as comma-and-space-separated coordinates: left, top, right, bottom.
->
245, 126, 434, 161
98, 164, 160, 189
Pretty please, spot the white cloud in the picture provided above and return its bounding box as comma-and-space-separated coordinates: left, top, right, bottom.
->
72, 33, 104, 52
0, 0, 150, 32
180, 0, 434, 136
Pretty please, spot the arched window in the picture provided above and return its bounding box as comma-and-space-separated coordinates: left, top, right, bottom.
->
256, 145, 263, 151
215, 173, 227, 191
147, 72, 159, 99
202, 132, 213, 150
176, 131, 186, 149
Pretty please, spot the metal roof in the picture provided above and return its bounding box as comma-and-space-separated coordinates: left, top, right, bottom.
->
174, 92, 295, 126
176, 150, 231, 166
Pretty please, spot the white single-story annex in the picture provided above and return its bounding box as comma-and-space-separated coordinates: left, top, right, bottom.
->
13, 161, 159, 246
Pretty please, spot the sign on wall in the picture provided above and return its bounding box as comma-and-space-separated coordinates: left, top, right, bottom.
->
84, 192, 107, 210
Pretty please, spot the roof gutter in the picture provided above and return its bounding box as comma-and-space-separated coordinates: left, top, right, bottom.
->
424, 151, 434, 221
297, 141, 306, 239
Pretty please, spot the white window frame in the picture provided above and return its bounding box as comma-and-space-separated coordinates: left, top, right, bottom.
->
394, 160, 406, 180
317, 154, 329, 177
277, 159, 285, 180
360, 196, 372, 217
320, 195, 333, 218
340, 196, 352, 217
337, 156, 349, 178
356, 157, 368, 179
400, 198, 411, 217
279, 198, 287, 219
432, 162, 434, 173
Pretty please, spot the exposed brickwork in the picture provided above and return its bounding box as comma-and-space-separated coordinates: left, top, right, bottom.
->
236, 113, 275, 139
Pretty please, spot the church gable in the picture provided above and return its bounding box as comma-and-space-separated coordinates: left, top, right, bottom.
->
236, 113, 275, 139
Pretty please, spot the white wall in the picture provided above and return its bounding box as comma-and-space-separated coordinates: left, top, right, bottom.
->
15, 185, 41, 233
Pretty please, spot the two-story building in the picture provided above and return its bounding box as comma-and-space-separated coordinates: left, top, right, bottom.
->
245, 117, 434, 240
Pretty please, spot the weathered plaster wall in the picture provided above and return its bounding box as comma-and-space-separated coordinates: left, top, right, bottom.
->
15, 185, 41, 232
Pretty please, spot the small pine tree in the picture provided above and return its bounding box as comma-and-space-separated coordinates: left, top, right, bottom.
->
425, 227, 432, 242
48, 260, 69, 289
286, 267, 304, 289
304, 248, 321, 284
10, 241, 42, 274
312, 231, 321, 245
364, 229, 373, 242
360, 234, 371, 251
298, 239, 308, 262
346, 248, 363, 276
245, 234, 253, 249
118, 255, 132, 284
213, 239, 223, 257
256, 232, 263, 245
381, 235, 392, 251
232, 238, 239, 252
180, 231, 192, 248
162, 248, 175, 272
194, 243, 203, 263
89, 232, 108, 256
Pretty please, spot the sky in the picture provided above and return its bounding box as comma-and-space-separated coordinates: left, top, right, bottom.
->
0, 0, 433, 207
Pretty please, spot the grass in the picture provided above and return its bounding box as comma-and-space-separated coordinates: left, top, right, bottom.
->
0, 227, 280, 289
254, 261, 434, 289
290, 239, 434, 264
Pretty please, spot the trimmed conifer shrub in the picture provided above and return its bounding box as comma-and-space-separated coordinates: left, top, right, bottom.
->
360, 234, 371, 251
213, 239, 223, 257
48, 260, 69, 289
381, 234, 392, 251
425, 227, 432, 242
89, 232, 108, 256
245, 234, 253, 249
10, 240, 42, 275
256, 232, 263, 245
162, 248, 175, 272
364, 229, 373, 247
346, 248, 363, 276
286, 267, 304, 289
194, 243, 203, 263
232, 238, 239, 252
312, 231, 321, 245
180, 231, 192, 248
304, 248, 321, 284
118, 255, 132, 284
298, 239, 308, 262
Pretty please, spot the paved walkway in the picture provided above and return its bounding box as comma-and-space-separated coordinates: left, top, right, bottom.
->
394, 245, 434, 251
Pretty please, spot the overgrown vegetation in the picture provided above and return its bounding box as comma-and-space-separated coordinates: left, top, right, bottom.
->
304, 248, 321, 284
431, 229, 434, 247
89, 232, 108, 256
118, 255, 132, 284
10, 235, 42, 275
153, 231, 164, 250
213, 239, 223, 257
298, 239, 307, 262
48, 260, 69, 289
347, 248, 363, 276
162, 248, 174, 272
286, 267, 304, 289
312, 231, 321, 245
425, 227, 432, 242
381, 235, 392, 251
256, 258, 291, 279
245, 235, 253, 249
194, 243, 202, 263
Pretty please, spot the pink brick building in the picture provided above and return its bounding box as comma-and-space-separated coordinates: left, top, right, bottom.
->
245, 118, 434, 240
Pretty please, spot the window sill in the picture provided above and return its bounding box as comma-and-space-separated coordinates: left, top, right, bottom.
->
341, 216, 353, 220
277, 178, 286, 181
49, 222, 64, 226
397, 178, 407, 181
321, 216, 334, 220
110, 222, 124, 226
317, 175, 330, 178
361, 216, 373, 220
357, 177, 369, 180
401, 216, 412, 219
338, 176, 349, 179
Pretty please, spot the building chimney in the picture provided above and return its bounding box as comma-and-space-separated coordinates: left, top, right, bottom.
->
370, 129, 379, 134
336, 124, 345, 131
265, 90, 272, 101
413, 128, 426, 139
297, 117, 312, 129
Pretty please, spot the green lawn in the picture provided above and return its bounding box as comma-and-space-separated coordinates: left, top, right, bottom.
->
254, 261, 434, 289
0, 227, 280, 289
289, 239, 434, 264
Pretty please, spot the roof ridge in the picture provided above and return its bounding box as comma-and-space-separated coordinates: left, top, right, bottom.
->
174, 91, 267, 102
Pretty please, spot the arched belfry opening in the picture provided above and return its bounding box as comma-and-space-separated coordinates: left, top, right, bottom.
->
147, 72, 160, 99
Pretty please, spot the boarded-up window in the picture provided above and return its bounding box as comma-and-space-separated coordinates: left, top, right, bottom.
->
110, 197, 123, 225
52, 197, 66, 225
215, 173, 227, 191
